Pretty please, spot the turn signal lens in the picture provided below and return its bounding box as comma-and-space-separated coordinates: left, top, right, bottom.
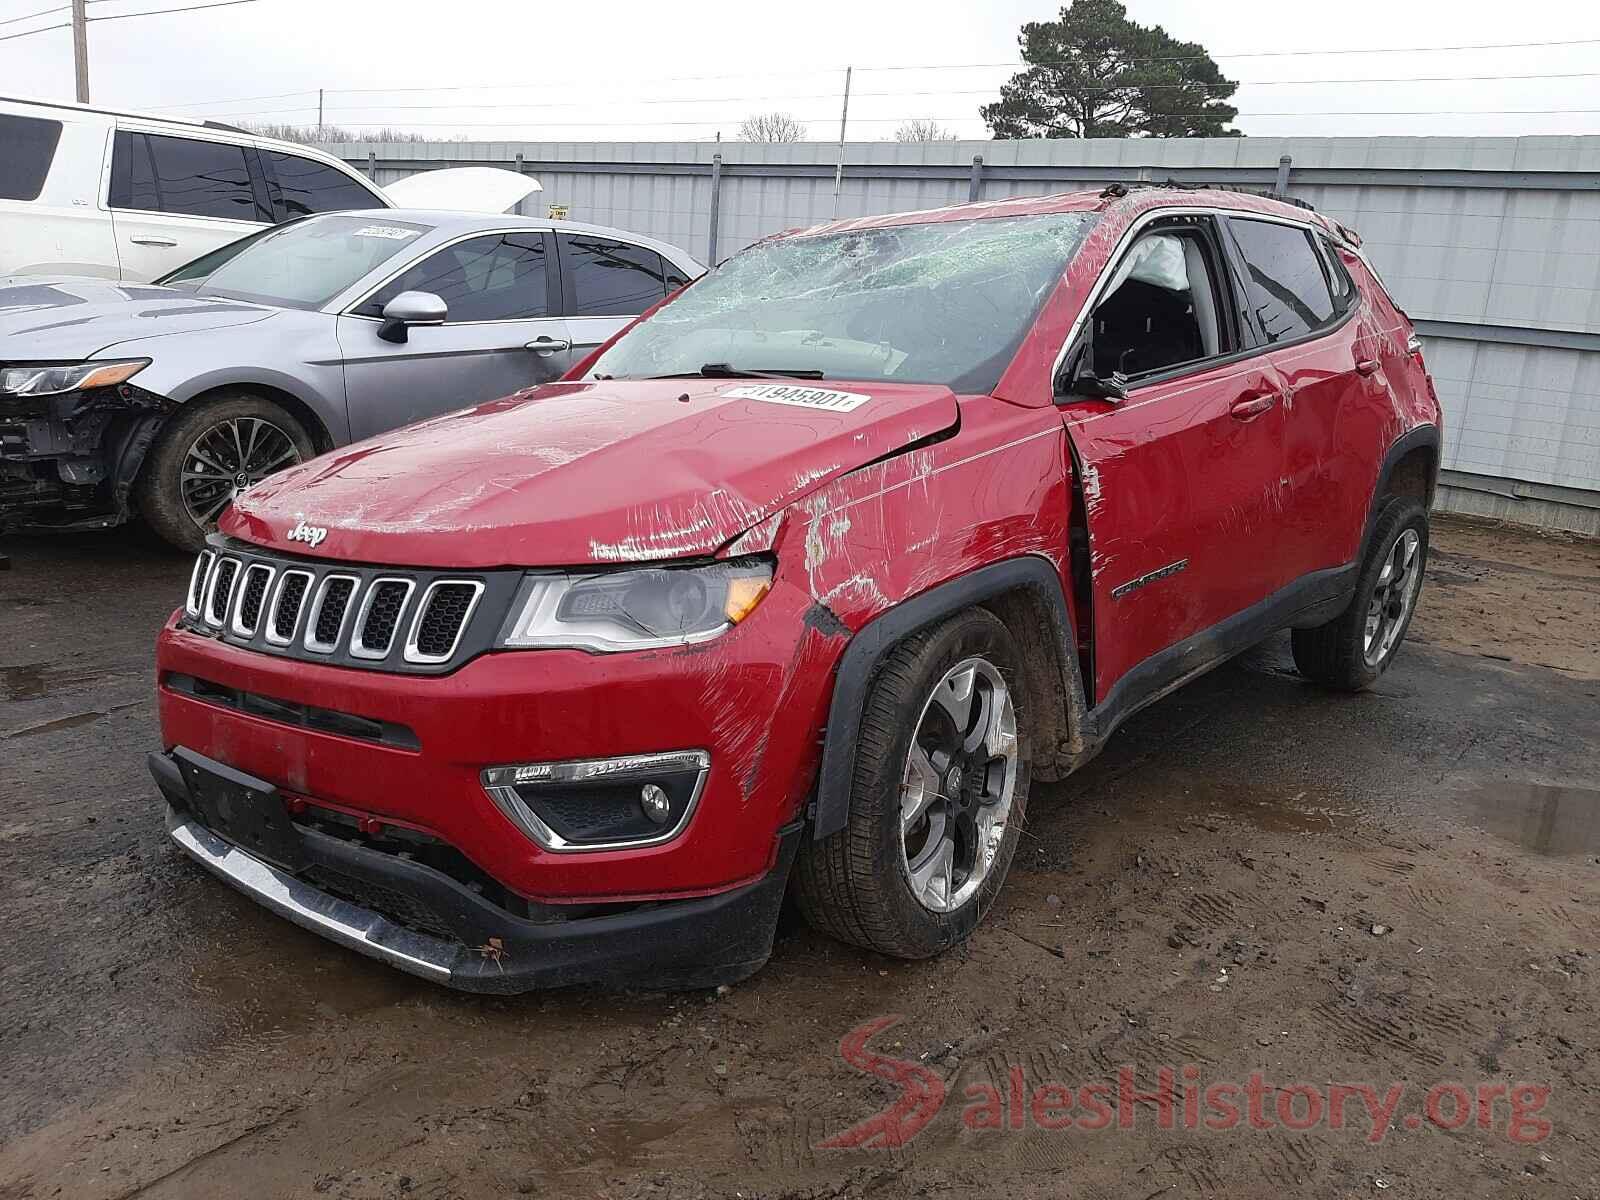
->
723, 575, 771, 624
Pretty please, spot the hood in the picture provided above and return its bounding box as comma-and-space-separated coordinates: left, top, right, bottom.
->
381, 166, 542, 214
224, 378, 959, 569
0, 277, 277, 359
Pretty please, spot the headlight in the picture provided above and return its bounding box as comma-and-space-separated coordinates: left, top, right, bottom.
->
0, 359, 149, 398
497, 558, 773, 652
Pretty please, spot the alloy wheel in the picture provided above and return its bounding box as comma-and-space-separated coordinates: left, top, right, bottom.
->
1363, 528, 1422, 666
180, 416, 302, 529
899, 657, 1020, 913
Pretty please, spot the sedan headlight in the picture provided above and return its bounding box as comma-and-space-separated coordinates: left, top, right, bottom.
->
497, 558, 773, 652
0, 359, 149, 398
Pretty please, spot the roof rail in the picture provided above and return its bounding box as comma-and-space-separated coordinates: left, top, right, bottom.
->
1097, 178, 1317, 212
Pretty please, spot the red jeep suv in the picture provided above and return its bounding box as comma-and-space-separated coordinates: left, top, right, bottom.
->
149, 186, 1441, 991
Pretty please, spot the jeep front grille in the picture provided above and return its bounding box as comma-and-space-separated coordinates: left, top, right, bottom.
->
183, 544, 514, 674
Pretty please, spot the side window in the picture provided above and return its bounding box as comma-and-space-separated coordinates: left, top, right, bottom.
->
1226, 218, 1336, 343
145, 133, 264, 221
558, 234, 668, 316
0, 113, 62, 202
663, 257, 691, 291
108, 131, 160, 211
263, 151, 380, 217
1088, 226, 1232, 379
359, 233, 550, 322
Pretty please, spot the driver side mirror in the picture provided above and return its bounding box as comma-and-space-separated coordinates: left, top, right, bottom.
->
376, 290, 447, 344
1056, 341, 1128, 405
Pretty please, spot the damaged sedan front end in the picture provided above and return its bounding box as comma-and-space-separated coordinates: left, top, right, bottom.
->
0, 358, 172, 531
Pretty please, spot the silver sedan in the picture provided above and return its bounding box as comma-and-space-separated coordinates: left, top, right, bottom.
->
0, 210, 702, 549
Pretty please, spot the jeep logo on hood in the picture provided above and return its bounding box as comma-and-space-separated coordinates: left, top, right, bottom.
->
286, 520, 328, 549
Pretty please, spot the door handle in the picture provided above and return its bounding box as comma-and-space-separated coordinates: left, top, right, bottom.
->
1355, 358, 1380, 376
1229, 393, 1278, 420
526, 336, 572, 357
131, 236, 178, 247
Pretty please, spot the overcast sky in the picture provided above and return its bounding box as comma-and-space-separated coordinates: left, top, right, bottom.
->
3, 0, 1598, 141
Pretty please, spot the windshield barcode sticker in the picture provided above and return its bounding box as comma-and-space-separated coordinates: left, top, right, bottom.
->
725, 384, 871, 412
352, 225, 421, 240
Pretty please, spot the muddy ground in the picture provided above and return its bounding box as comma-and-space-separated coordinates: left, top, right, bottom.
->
1, 514, 1598, 1199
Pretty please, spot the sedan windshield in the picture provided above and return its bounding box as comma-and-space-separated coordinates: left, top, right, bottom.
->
161, 215, 433, 310
587, 211, 1096, 394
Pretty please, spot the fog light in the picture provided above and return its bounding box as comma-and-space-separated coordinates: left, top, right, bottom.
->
640, 783, 671, 825
481, 750, 710, 853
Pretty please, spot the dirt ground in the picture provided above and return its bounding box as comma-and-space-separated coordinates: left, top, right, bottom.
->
1, 513, 1598, 1199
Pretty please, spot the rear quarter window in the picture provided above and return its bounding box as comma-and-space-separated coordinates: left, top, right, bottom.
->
263, 151, 381, 217
1226, 217, 1336, 343
0, 114, 63, 202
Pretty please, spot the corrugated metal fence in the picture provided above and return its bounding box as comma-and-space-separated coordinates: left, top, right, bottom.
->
327, 136, 1600, 534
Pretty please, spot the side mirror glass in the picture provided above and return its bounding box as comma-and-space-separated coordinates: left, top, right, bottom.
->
377, 290, 447, 344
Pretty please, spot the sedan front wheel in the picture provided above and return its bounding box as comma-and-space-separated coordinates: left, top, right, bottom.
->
136, 392, 315, 551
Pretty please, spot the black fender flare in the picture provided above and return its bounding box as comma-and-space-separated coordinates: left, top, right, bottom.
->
811, 555, 1091, 842
1359, 424, 1440, 562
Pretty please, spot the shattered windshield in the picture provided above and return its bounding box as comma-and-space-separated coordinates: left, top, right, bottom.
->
168, 215, 432, 311
587, 211, 1097, 393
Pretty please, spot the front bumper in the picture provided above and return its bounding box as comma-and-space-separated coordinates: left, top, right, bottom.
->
154, 750, 802, 993
0, 383, 170, 529
155, 572, 841, 901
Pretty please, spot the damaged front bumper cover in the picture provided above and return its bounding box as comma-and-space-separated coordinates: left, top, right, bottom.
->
150, 748, 799, 993
0, 382, 173, 531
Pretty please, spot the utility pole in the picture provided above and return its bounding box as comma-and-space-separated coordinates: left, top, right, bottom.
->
317, 88, 324, 137
831, 65, 851, 218
71, 0, 89, 104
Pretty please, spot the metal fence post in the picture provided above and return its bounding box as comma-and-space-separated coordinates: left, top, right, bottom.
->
707, 153, 723, 265
1275, 154, 1293, 194
968, 155, 984, 203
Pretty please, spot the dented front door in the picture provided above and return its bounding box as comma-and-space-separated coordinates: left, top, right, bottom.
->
1062, 355, 1290, 706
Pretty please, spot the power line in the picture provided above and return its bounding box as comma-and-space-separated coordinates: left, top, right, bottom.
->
206, 36, 1600, 99
215, 108, 1600, 129
0, 3, 67, 27
267, 71, 1600, 114
0, 17, 65, 41
856, 35, 1600, 71
85, 0, 261, 21
157, 67, 1600, 114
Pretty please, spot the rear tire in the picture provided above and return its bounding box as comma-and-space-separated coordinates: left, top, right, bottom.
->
794, 608, 1029, 959
1292, 497, 1429, 691
135, 392, 314, 551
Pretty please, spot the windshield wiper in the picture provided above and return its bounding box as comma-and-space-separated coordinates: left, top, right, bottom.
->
649, 363, 827, 381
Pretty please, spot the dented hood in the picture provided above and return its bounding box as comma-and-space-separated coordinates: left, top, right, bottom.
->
0, 277, 277, 358
224, 378, 958, 568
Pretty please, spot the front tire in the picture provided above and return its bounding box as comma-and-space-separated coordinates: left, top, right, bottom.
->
135, 392, 314, 551
794, 608, 1030, 959
1292, 497, 1429, 691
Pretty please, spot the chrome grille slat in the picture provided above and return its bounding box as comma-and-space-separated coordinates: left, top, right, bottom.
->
405, 581, 484, 664
304, 574, 360, 654
350, 578, 414, 660
203, 557, 240, 626
187, 551, 216, 615
267, 569, 313, 645
230, 563, 275, 637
